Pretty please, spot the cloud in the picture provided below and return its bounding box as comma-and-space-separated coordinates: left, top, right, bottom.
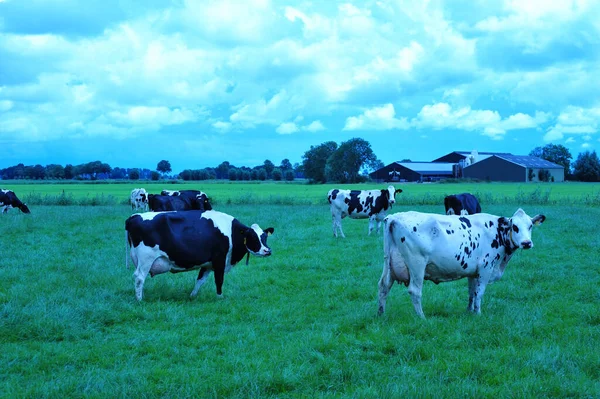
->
544, 106, 600, 141
276, 122, 299, 135
343, 103, 409, 131
304, 120, 325, 132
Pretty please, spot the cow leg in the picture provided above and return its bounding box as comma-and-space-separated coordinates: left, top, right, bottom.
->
377, 258, 394, 315
406, 259, 426, 318
190, 267, 211, 298
468, 276, 490, 314
213, 260, 226, 297
368, 216, 376, 236
133, 262, 151, 301
332, 214, 345, 238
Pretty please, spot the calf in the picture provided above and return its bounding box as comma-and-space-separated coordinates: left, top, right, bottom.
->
130, 188, 148, 211
126, 209, 274, 300
148, 192, 212, 212
0, 189, 30, 214
378, 209, 545, 318
327, 185, 402, 237
444, 193, 481, 215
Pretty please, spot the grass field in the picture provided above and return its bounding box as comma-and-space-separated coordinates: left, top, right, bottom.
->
3, 180, 600, 206
1, 183, 600, 397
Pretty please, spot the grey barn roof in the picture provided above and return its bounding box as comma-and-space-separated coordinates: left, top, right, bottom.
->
494, 155, 564, 169
396, 162, 454, 174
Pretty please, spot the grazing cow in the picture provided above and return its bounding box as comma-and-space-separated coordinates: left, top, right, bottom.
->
148, 192, 212, 212
378, 209, 546, 318
0, 189, 30, 214
130, 188, 148, 211
125, 210, 274, 300
161, 189, 181, 196
327, 185, 403, 237
445, 193, 481, 216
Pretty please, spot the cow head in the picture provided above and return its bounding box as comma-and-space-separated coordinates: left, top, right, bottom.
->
196, 192, 213, 211
243, 224, 274, 257
502, 208, 546, 251
19, 203, 31, 214
386, 185, 403, 206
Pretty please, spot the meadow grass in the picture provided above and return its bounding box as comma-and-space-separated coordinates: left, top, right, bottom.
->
1, 200, 599, 398
3, 180, 600, 207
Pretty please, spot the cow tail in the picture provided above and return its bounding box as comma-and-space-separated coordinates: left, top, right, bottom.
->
383, 217, 396, 271
125, 230, 130, 269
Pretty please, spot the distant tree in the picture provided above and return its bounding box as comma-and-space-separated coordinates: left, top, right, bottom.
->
129, 169, 140, 180
529, 144, 572, 179
284, 169, 295, 181
257, 168, 267, 181
302, 141, 338, 183
325, 138, 380, 183
46, 164, 65, 179
157, 160, 172, 175
64, 164, 74, 180
279, 159, 293, 171
400, 159, 412, 162
263, 160, 275, 178
151, 171, 160, 181
228, 168, 238, 181
251, 169, 259, 180
538, 169, 550, 182
216, 162, 231, 179
572, 150, 600, 182
272, 168, 283, 181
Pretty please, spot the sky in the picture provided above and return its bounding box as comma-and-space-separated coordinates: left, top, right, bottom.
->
1, 0, 599, 174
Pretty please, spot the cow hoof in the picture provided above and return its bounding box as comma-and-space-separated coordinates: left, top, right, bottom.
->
216, 294, 224, 299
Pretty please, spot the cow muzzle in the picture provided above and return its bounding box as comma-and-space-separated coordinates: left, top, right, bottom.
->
521, 240, 533, 250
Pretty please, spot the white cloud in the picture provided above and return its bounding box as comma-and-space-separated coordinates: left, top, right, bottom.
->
108, 106, 198, 128
582, 142, 591, 148
276, 122, 299, 135
304, 120, 325, 132
0, 100, 14, 112
343, 103, 409, 131
544, 106, 600, 141
565, 137, 575, 143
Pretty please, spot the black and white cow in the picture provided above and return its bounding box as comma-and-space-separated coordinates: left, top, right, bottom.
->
444, 193, 481, 215
0, 189, 31, 214
148, 192, 212, 212
378, 209, 545, 318
161, 189, 200, 198
130, 188, 148, 211
125, 210, 274, 300
327, 185, 403, 237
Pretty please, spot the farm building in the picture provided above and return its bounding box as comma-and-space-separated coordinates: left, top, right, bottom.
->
369, 161, 455, 182
463, 154, 565, 182
432, 151, 512, 164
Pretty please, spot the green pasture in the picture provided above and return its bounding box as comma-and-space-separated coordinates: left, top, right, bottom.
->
3, 180, 600, 206
1, 198, 599, 397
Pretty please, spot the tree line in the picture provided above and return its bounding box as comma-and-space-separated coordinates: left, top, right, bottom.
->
1, 140, 599, 183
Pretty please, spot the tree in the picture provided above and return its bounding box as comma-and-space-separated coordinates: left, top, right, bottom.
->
151, 171, 160, 181
129, 169, 140, 180
64, 164, 74, 179
529, 144, 572, 179
272, 168, 283, 181
263, 160, 275, 178
572, 150, 600, 182
302, 141, 338, 183
325, 138, 380, 183
157, 160, 172, 175
279, 159, 293, 171
284, 169, 295, 181
216, 162, 230, 179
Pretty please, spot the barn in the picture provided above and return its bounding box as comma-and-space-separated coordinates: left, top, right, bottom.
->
369, 162, 455, 182
432, 151, 512, 164
463, 154, 565, 182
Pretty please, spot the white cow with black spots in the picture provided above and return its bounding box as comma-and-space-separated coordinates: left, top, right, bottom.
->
378, 209, 546, 318
130, 188, 148, 211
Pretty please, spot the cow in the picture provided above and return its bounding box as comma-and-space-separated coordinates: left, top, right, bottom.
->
445, 193, 481, 216
161, 189, 200, 198
125, 209, 274, 301
377, 208, 546, 318
148, 192, 212, 212
327, 185, 403, 237
130, 188, 148, 211
0, 189, 31, 214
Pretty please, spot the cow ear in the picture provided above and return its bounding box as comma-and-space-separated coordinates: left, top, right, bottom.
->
265, 227, 274, 236
532, 214, 546, 225
395, 189, 403, 194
